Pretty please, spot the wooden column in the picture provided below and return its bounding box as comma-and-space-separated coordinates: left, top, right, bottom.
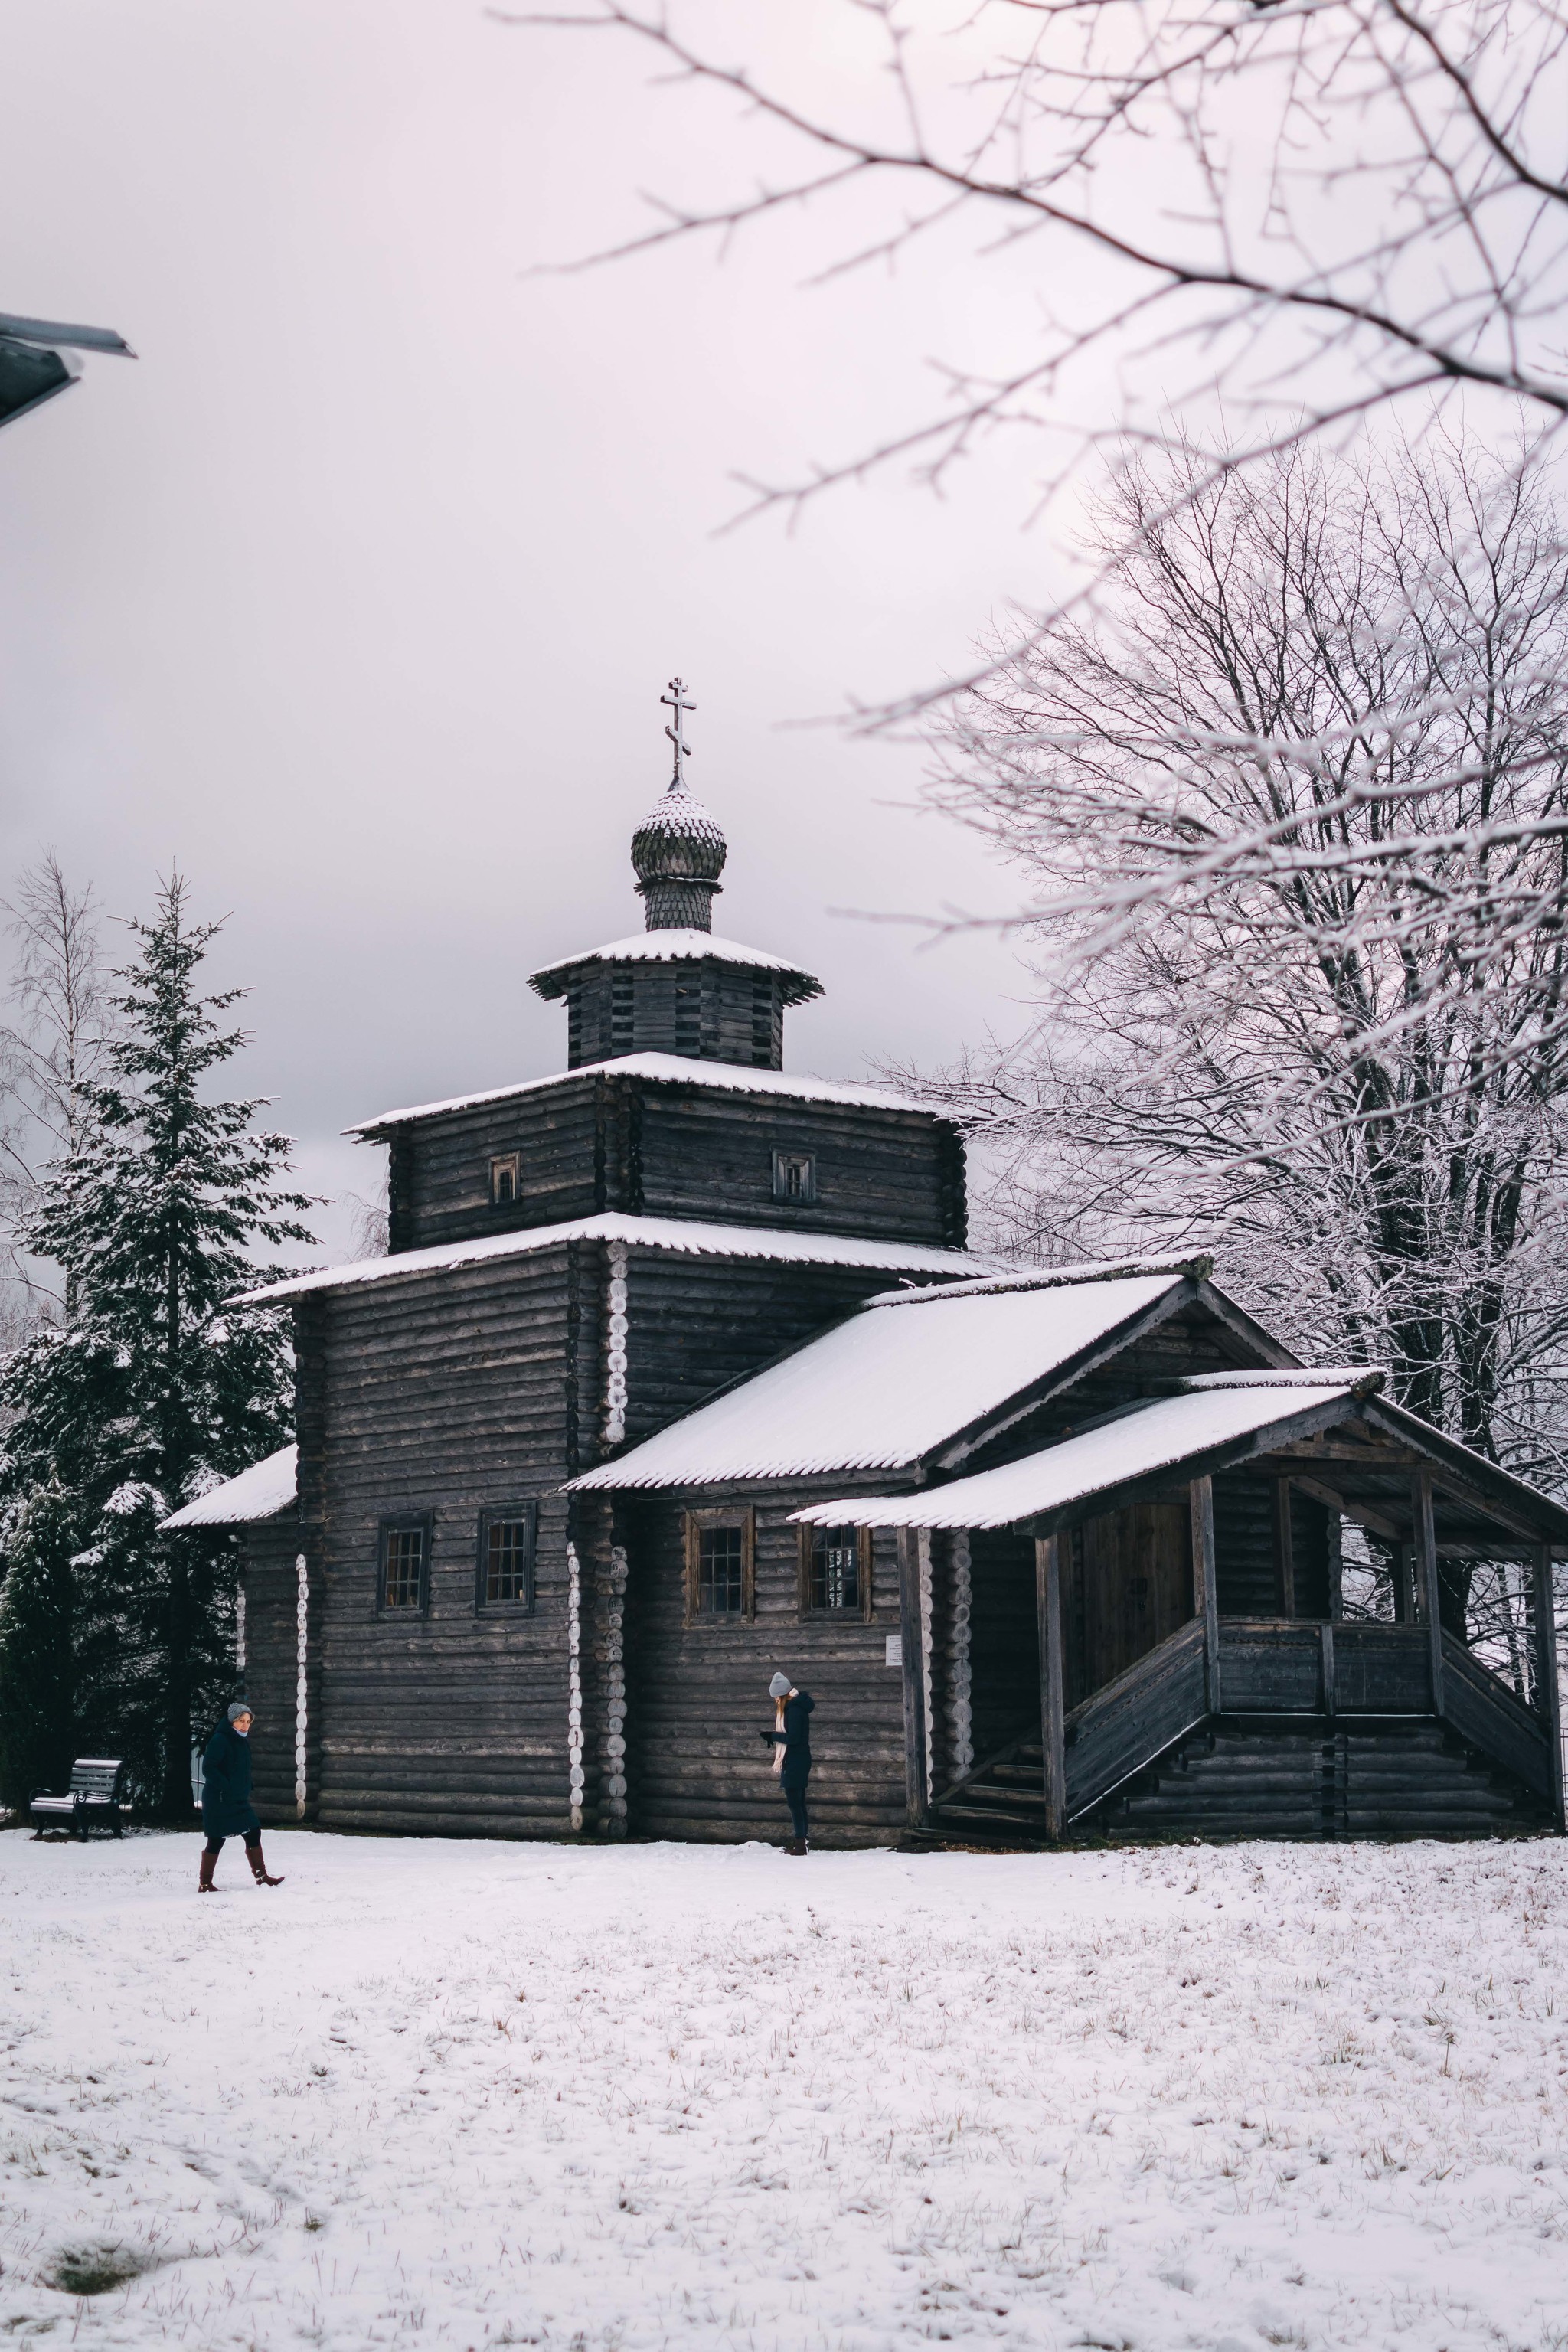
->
1189, 1475, 1221, 1713
1413, 1472, 1445, 1713
896, 1528, 929, 1831
1393, 1542, 1413, 1625
1274, 1478, 1296, 1618
1319, 1622, 1336, 1717
1531, 1544, 1565, 1830
1035, 1533, 1067, 1843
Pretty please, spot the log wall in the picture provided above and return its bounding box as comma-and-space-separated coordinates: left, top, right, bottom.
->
239, 1515, 318, 1825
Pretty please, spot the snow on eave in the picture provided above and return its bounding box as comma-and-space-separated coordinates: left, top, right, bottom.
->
229, 1212, 1001, 1308
344, 1051, 942, 1135
859, 1254, 1213, 1308
162, 1443, 297, 1529
1178, 1367, 1387, 1394
788, 1383, 1361, 1532
528, 929, 822, 1003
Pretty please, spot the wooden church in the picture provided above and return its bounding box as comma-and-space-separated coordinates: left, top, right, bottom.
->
167, 687, 1567, 1846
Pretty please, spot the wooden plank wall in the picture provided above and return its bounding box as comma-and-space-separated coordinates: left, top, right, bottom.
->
616, 1483, 911, 1844
297, 1251, 580, 1838
566, 962, 786, 1070
379, 1074, 967, 1258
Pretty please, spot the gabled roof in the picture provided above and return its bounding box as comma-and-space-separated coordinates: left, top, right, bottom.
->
528, 929, 822, 1005
162, 1445, 298, 1529
789, 1376, 1377, 1530
345, 1051, 938, 1135
566, 1265, 1219, 1489
232, 1212, 1000, 1308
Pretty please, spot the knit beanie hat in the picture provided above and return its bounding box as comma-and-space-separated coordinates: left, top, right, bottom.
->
769, 1673, 791, 1698
227, 1700, 253, 1724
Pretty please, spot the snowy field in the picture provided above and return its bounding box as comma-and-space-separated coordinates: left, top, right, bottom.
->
2, 1831, 1566, 2351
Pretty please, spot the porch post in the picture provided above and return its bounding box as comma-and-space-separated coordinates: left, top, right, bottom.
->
1393, 1544, 1413, 1624
1274, 1478, 1296, 1618
1189, 1475, 1221, 1713
896, 1528, 929, 1831
1413, 1472, 1445, 1713
1531, 1544, 1564, 1831
1035, 1533, 1067, 1842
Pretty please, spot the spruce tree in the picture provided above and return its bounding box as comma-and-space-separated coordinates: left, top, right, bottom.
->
0, 874, 315, 1815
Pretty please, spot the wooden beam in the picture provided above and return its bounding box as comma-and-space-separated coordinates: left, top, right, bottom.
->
1320, 1622, 1336, 1717
1289, 1472, 1404, 1547
896, 1529, 929, 1831
1393, 1541, 1413, 1625
1532, 1544, 1564, 1831
1275, 1478, 1296, 1618
1413, 1472, 1444, 1713
1189, 1475, 1221, 1714
1036, 1534, 1067, 1843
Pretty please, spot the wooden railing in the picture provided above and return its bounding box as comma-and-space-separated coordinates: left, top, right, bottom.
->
1439, 1634, 1555, 1802
1064, 1618, 1207, 1820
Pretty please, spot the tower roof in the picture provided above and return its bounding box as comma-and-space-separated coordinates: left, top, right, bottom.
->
528, 929, 821, 1005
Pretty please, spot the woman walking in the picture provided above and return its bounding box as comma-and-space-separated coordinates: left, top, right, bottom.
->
198, 1703, 283, 1891
761, 1671, 815, 1855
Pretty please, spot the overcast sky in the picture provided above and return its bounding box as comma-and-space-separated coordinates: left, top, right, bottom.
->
0, 1, 1089, 1256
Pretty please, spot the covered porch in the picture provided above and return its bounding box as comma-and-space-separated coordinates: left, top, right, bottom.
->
793, 1371, 1568, 1843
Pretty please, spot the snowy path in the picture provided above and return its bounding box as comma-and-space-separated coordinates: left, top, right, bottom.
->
2, 1831, 1566, 2350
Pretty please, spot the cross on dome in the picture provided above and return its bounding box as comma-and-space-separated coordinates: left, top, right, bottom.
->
661, 676, 696, 789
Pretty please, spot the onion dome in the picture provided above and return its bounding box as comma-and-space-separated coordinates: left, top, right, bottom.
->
632, 779, 728, 933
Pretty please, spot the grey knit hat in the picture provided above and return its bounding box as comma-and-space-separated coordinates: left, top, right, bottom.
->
227, 1700, 253, 1724
769, 1673, 791, 1699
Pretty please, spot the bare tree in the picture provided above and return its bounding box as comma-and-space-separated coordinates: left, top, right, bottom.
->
0, 856, 115, 1317
908, 435, 1568, 1517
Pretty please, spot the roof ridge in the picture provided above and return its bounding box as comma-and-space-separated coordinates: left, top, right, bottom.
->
861, 1254, 1211, 1308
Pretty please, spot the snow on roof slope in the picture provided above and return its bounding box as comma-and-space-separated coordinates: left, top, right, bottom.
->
345, 1052, 938, 1134
789, 1380, 1360, 1531
161, 1444, 297, 1529
566, 1272, 1191, 1489
860, 1255, 1214, 1308
232, 1214, 1001, 1308
528, 929, 821, 998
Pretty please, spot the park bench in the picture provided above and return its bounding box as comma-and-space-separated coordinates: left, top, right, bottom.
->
28, 1758, 126, 1839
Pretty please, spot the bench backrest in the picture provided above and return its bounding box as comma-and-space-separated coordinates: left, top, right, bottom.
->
68, 1759, 124, 1802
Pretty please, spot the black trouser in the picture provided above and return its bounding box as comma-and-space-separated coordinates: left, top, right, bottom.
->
203, 1831, 261, 1857
782, 1775, 809, 1841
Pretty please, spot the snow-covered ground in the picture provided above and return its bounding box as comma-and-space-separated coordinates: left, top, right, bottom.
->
2, 1831, 1566, 2350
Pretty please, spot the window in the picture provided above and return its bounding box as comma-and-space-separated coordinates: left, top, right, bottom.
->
476, 1504, 537, 1612
771, 1149, 817, 1206
801, 1524, 872, 1619
490, 1152, 521, 1207
378, 1518, 430, 1614
684, 1509, 755, 1622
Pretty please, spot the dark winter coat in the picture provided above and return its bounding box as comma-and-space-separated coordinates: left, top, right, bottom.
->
201, 1721, 260, 1838
762, 1690, 815, 1788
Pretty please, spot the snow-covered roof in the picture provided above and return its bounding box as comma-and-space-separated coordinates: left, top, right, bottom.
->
345, 1051, 938, 1135
528, 930, 822, 1003
232, 1213, 1001, 1308
789, 1377, 1367, 1532
162, 1444, 298, 1529
859, 1255, 1214, 1308
566, 1270, 1197, 1489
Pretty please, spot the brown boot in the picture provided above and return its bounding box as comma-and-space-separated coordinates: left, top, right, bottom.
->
248, 1841, 283, 1887
198, 1848, 217, 1893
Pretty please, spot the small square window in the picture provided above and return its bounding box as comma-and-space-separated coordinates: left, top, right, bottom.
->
378, 1519, 430, 1614
490, 1153, 521, 1207
684, 1510, 755, 1622
804, 1524, 867, 1615
772, 1149, 816, 1206
476, 1504, 537, 1612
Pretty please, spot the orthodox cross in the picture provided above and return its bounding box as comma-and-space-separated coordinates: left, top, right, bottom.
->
661, 676, 696, 787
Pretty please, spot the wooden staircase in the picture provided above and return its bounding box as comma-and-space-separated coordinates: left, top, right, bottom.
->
925, 1615, 1558, 1846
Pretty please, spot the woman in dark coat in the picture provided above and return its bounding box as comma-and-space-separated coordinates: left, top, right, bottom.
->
761, 1671, 815, 1855
199, 1703, 283, 1891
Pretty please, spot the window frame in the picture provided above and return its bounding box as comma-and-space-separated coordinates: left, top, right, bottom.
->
797, 1523, 874, 1622
376, 1514, 433, 1619
489, 1152, 521, 1207
684, 1508, 756, 1626
474, 1501, 539, 1616
770, 1148, 818, 1207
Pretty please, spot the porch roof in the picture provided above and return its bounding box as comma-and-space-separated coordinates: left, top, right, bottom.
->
567, 1267, 1200, 1487
162, 1444, 298, 1529
789, 1376, 1376, 1530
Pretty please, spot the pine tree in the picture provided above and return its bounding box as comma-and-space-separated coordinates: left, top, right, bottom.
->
0, 874, 315, 1815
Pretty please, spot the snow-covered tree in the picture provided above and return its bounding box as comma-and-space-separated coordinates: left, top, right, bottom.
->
0, 874, 315, 1815
912, 434, 1568, 1625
